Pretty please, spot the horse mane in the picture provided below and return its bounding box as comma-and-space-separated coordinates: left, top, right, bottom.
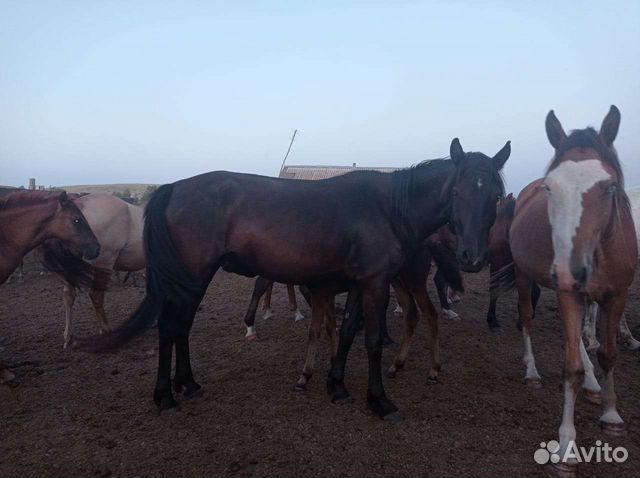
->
546, 127, 625, 188
390, 158, 451, 219
0, 190, 64, 211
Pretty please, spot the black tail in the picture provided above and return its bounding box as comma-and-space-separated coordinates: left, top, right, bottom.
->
77, 183, 202, 352
427, 242, 464, 293
489, 262, 516, 300
40, 240, 111, 291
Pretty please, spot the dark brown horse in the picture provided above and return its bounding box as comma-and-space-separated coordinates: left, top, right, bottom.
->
497, 106, 635, 476
82, 137, 510, 421
0, 190, 100, 384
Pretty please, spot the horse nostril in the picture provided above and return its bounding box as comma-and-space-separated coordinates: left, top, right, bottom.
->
550, 266, 558, 287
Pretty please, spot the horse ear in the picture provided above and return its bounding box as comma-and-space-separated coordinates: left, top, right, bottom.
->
492, 140, 511, 171
599, 105, 620, 147
58, 191, 68, 204
545, 110, 567, 149
450, 138, 465, 165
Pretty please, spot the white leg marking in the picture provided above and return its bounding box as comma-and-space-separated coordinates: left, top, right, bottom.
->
582, 303, 600, 351
619, 313, 640, 350
262, 308, 273, 320
558, 379, 578, 461
294, 309, 305, 322
442, 308, 460, 320
522, 328, 541, 381
580, 339, 601, 392
245, 325, 257, 338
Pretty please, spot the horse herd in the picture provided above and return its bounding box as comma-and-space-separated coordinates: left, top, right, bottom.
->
0, 106, 636, 476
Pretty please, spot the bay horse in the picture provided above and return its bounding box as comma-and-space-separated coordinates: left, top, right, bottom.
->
0, 190, 100, 384
81, 137, 510, 421
41, 193, 144, 348
505, 106, 635, 476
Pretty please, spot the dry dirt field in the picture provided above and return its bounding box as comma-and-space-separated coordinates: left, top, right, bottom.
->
1, 261, 639, 477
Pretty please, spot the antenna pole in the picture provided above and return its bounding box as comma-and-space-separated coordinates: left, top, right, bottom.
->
279, 129, 298, 175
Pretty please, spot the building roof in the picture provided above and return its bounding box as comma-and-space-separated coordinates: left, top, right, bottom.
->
279, 164, 400, 181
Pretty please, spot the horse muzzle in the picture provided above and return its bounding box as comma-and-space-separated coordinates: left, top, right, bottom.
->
83, 243, 101, 261
458, 250, 488, 273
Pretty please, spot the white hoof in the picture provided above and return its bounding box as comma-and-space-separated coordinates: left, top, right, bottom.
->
262, 309, 273, 320
442, 308, 460, 320
623, 337, 640, 351
294, 310, 305, 322
245, 325, 257, 340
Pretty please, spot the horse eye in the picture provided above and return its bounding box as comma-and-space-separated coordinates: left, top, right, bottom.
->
73, 217, 81, 224
541, 183, 551, 193
607, 184, 617, 194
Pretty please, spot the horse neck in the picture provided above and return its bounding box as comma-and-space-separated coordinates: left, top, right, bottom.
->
0, 200, 58, 276
392, 162, 454, 245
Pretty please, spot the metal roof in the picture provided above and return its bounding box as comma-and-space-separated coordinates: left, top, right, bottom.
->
279, 165, 400, 181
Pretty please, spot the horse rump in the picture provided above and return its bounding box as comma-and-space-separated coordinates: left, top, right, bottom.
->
76, 183, 203, 353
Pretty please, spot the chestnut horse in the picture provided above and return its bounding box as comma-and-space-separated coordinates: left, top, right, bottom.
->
0, 190, 100, 384
505, 106, 635, 476
81, 137, 510, 421
41, 193, 144, 348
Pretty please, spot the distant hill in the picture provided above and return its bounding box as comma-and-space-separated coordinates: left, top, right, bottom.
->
58, 183, 157, 198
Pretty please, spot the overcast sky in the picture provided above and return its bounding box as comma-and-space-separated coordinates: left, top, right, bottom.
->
1, 1, 639, 194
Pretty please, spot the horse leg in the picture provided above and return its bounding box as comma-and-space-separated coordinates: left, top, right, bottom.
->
413, 283, 440, 383
286, 284, 305, 321
517, 273, 541, 388
154, 301, 179, 413
435, 269, 458, 320
597, 294, 626, 436
387, 282, 418, 378
296, 291, 328, 391
262, 281, 274, 320
327, 288, 361, 404
174, 294, 205, 400
582, 303, 600, 352
89, 287, 112, 334
580, 338, 602, 405
243, 277, 272, 340
362, 279, 400, 421
618, 313, 640, 350
324, 295, 337, 359
62, 283, 77, 349
548, 293, 584, 476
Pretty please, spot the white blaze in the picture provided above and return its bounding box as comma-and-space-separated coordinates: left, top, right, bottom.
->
545, 160, 611, 265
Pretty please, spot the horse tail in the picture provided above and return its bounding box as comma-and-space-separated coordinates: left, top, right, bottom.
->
77, 183, 202, 352
40, 240, 111, 291
489, 262, 516, 300
427, 242, 464, 293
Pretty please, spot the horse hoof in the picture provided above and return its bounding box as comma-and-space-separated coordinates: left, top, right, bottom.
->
383, 411, 404, 425
386, 368, 397, 379
583, 389, 602, 405
332, 394, 354, 405
600, 420, 626, 437
184, 386, 203, 400
294, 378, 307, 392
525, 378, 543, 389
159, 406, 178, 416
245, 334, 258, 342
427, 376, 439, 385
544, 461, 577, 478
623, 339, 640, 351
488, 325, 502, 334
294, 311, 305, 322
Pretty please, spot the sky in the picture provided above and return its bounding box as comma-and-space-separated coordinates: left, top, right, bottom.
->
1, 0, 639, 194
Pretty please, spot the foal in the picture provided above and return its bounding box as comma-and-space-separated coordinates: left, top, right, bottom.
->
0, 191, 100, 384
509, 106, 635, 476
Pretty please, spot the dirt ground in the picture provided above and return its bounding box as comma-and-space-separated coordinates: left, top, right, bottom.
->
1, 260, 639, 478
